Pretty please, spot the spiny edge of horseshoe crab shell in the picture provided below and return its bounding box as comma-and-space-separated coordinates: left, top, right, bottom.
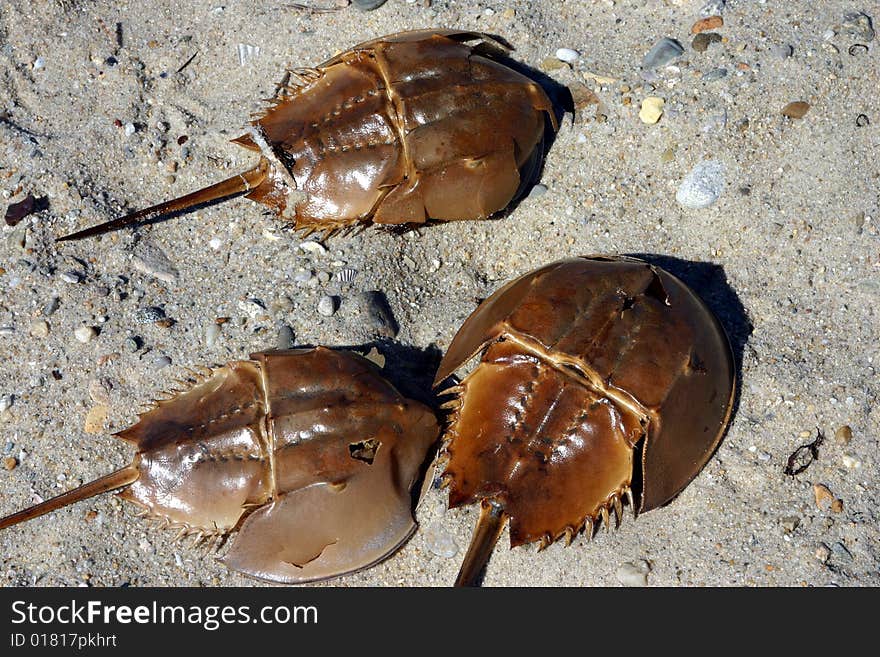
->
0, 347, 439, 585
433, 255, 736, 585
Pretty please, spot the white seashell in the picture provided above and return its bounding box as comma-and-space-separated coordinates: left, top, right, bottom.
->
335, 268, 357, 283
298, 240, 328, 255
555, 48, 580, 64
237, 44, 261, 66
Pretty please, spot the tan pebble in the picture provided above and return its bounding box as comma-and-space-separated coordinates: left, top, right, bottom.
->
363, 347, 386, 368
813, 483, 844, 513
782, 101, 810, 119
88, 378, 111, 404
502, 7, 515, 19
3, 456, 17, 471
29, 320, 50, 338
692, 16, 723, 33
84, 404, 109, 434
813, 483, 834, 508
835, 425, 852, 445
660, 147, 675, 162
815, 544, 831, 563
569, 82, 600, 110
74, 325, 97, 343
85, 510, 98, 522
639, 96, 664, 124
540, 57, 568, 71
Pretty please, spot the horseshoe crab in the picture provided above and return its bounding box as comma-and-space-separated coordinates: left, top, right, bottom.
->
0, 348, 438, 584
433, 256, 736, 586
59, 29, 556, 242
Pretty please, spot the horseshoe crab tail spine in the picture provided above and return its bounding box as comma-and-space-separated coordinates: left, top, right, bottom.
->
57, 163, 268, 242
454, 499, 506, 587
0, 465, 139, 531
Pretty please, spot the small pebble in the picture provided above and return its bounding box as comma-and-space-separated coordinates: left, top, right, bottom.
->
692, 32, 722, 52
813, 483, 843, 512
358, 291, 398, 337
317, 295, 337, 317
131, 241, 179, 284
841, 455, 861, 469
29, 320, 49, 338
676, 159, 725, 209
569, 83, 600, 110
299, 240, 327, 256
699, 0, 726, 17
639, 96, 664, 124
555, 47, 580, 64
771, 44, 794, 59
294, 269, 315, 285
43, 296, 60, 316
60, 270, 83, 284
692, 16, 723, 34
831, 542, 854, 563
835, 425, 853, 445
3, 456, 17, 471
841, 11, 875, 42
642, 37, 684, 69
205, 322, 221, 347
237, 43, 260, 67
208, 238, 222, 250
136, 306, 167, 324
780, 516, 800, 533
124, 337, 140, 353
781, 101, 810, 119
363, 347, 385, 368
83, 404, 109, 434
3, 441, 13, 454
352, 0, 388, 10
540, 57, 568, 72
153, 355, 172, 369
123, 122, 136, 137
88, 379, 111, 404
528, 184, 549, 199
423, 522, 459, 558
855, 114, 870, 127
815, 544, 831, 563
317, 271, 331, 284
615, 560, 651, 586
33, 56, 45, 70
275, 324, 295, 349
0, 395, 12, 412
701, 67, 728, 81
74, 326, 97, 343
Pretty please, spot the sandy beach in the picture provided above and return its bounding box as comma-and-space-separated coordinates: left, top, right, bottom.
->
0, 0, 877, 587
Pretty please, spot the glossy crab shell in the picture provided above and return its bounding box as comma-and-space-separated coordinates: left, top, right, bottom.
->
435, 256, 736, 549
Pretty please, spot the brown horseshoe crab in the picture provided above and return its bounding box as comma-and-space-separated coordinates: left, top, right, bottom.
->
433, 256, 736, 586
59, 29, 556, 242
0, 348, 438, 584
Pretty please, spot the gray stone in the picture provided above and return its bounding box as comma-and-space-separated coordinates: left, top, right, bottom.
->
616, 560, 651, 586
423, 522, 459, 559
642, 38, 684, 69
700, 0, 726, 17
676, 160, 725, 209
